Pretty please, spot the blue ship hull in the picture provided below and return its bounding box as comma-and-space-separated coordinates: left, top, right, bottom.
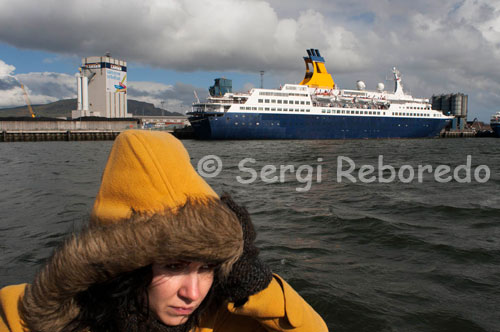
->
492, 123, 500, 138
189, 112, 450, 140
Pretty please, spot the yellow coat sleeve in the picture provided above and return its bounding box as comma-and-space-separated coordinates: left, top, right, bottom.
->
221, 274, 328, 331
0, 284, 27, 332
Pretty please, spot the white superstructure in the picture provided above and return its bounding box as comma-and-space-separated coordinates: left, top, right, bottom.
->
193, 68, 451, 121
491, 111, 500, 124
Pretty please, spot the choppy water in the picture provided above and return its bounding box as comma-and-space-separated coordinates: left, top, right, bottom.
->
1, 137, 499, 332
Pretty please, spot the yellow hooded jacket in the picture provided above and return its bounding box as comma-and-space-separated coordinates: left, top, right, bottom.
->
0, 130, 328, 332
1, 276, 327, 332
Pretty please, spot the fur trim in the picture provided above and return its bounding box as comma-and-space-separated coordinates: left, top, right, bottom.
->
20, 197, 243, 332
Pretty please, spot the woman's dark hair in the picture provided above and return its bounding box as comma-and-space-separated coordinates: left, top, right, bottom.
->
66, 265, 153, 332
65, 264, 220, 332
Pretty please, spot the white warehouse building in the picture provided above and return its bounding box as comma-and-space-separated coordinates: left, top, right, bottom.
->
73, 54, 132, 119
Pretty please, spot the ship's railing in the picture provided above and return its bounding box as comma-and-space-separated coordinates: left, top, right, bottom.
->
312, 100, 390, 110
203, 99, 246, 105
191, 104, 225, 113
491, 113, 500, 123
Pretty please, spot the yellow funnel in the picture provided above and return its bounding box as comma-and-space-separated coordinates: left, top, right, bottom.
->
299, 49, 335, 89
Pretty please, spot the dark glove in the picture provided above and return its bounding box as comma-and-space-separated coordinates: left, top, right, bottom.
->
217, 194, 273, 306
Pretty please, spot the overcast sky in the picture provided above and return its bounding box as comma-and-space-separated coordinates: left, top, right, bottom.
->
0, 0, 499, 121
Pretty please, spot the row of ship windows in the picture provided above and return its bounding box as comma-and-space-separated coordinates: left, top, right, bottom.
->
398, 106, 431, 110
319, 110, 439, 118
241, 106, 311, 113
257, 99, 310, 105
322, 110, 435, 117
392, 112, 433, 117
323, 109, 384, 116
237, 107, 440, 118
259, 91, 308, 97
231, 122, 279, 126
215, 119, 432, 129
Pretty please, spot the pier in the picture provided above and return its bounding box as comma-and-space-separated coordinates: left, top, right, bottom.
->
0, 117, 138, 142
0, 130, 121, 142
440, 130, 494, 138
0, 117, 195, 142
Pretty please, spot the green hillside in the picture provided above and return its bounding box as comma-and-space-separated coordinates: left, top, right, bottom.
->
0, 99, 183, 118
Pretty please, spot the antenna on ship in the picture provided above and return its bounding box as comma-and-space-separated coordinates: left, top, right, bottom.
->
260, 71, 265, 89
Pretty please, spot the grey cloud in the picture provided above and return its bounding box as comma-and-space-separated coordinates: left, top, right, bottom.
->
0, 70, 76, 107
0, 76, 19, 90
0, 0, 499, 120
16, 73, 75, 99
0, 0, 350, 72
128, 81, 206, 113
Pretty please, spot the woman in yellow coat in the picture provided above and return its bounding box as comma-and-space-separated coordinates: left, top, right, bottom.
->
0, 130, 328, 332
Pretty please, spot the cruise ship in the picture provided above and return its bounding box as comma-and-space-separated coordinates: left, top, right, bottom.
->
491, 112, 500, 137
188, 49, 453, 139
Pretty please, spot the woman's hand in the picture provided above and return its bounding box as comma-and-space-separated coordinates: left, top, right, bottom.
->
217, 194, 273, 306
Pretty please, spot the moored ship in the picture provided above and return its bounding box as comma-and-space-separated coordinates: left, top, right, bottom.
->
491, 112, 500, 137
188, 49, 453, 140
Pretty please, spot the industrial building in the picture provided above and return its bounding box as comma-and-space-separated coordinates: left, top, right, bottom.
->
431, 93, 468, 130
72, 54, 131, 119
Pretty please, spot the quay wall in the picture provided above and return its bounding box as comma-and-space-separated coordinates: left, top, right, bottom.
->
1, 131, 121, 142
0, 118, 193, 141
0, 118, 139, 142
440, 130, 494, 138
0, 119, 138, 131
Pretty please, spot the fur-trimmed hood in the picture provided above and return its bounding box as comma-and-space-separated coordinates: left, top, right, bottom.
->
19, 131, 244, 332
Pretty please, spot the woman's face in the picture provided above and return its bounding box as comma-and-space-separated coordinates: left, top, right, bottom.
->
148, 261, 215, 326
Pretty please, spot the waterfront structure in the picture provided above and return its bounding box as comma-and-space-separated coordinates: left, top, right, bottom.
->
0, 117, 138, 142
431, 93, 468, 130
491, 112, 500, 137
135, 115, 189, 130
188, 49, 453, 139
72, 54, 131, 119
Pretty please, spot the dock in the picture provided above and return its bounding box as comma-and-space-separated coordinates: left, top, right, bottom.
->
440, 130, 494, 138
0, 128, 194, 142
0, 117, 136, 142
0, 130, 121, 142
0, 117, 195, 142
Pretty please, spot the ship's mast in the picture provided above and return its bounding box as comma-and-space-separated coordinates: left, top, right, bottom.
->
393, 67, 404, 96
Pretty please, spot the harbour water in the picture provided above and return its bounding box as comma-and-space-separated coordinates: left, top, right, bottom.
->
1, 137, 499, 331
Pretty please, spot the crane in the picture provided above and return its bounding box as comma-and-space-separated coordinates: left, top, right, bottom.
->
20, 83, 36, 118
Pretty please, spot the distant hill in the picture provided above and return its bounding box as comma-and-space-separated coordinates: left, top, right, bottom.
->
127, 99, 184, 117
0, 99, 183, 118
